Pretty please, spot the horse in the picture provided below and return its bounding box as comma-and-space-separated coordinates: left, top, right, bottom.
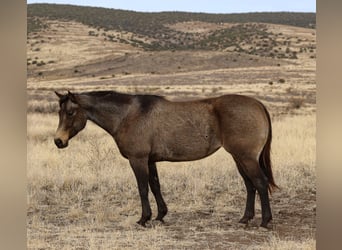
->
54, 90, 277, 228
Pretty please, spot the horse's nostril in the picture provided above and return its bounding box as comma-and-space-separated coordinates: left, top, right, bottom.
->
54, 138, 63, 148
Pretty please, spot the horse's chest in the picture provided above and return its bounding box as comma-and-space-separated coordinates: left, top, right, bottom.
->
114, 123, 152, 159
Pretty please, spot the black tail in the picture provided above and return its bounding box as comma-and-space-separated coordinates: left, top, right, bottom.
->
259, 104, 278, 193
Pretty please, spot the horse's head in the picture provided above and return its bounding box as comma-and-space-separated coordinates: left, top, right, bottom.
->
54, 91, 87, 148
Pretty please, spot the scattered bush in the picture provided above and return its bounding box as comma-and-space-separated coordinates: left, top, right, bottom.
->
36, 61, 46, 66
289, 97, 305, 109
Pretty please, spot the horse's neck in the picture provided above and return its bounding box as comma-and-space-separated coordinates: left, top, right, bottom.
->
80, 94, 132, 135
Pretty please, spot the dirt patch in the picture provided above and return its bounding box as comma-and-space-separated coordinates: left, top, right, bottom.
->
33, 50, 287, 81
166, 21, 235, 34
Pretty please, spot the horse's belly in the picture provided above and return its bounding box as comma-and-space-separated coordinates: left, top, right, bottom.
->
153, 135, 221, 162
151, 107, 221, 162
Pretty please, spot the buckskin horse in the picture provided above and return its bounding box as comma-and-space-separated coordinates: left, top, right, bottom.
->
54, 90, 277, 228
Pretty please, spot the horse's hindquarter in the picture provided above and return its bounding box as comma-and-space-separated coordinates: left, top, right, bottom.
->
150, 101, 222, 162
213, 95, 269, 157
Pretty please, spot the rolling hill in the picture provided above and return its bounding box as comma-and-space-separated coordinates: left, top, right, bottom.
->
28, 3, 315, 52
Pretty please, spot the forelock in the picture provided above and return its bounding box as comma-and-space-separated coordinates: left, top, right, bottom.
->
59, 95, 69, 107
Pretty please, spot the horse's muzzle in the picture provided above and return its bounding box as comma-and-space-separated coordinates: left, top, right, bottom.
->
54, 138, 68, 148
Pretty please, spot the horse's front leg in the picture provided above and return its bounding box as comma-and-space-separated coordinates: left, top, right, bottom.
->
129, 157, 152, 226
148, 161, 168, 222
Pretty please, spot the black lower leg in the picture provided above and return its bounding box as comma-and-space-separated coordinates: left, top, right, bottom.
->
240, 179, 256, 224
236, 162, 256, 224
235, 156, 272, 228
148, 161, 168, 221
129, 158, 152, 226
258, 185, 272, 228
136, 187, 152, 226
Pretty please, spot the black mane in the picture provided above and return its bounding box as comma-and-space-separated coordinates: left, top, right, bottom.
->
83, 91, 165, 109
83, 91, 133, 105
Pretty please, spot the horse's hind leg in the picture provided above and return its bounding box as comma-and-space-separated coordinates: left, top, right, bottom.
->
148, 161, 168, 222
233, 155, 272, 228
234, 157, 256, 224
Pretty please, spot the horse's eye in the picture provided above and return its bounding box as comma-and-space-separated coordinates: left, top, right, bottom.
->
67, 110, 74, 116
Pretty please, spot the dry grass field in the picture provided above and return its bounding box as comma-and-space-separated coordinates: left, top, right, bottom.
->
27, 13, 316, 249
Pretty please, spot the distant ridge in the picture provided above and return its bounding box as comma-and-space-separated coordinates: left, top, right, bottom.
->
27, 3, 316, 53
28, 3, 316, 35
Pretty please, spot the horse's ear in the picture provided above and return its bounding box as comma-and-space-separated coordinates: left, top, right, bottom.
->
55, 91, 64, 99
67, 91, 78, 104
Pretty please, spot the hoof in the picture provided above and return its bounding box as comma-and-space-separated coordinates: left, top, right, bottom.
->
155, 209, 167, 222
136, 213, 152, 227
155, 217, 165, 223
155, 213, 166, 222
239, 218, 249, 224
151, 219, 165, 227
260, 221, 273, 230
239, 216, 253, 224
136, 219, 148, 227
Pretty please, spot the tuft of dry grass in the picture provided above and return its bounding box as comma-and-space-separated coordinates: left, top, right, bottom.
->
272, 114, 316, 195
250, 234, 316, 250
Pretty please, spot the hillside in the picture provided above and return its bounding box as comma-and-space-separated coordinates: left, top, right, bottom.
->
27, 4, 316, 32
27, 4, 316, 79
28, 4, 315, 52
